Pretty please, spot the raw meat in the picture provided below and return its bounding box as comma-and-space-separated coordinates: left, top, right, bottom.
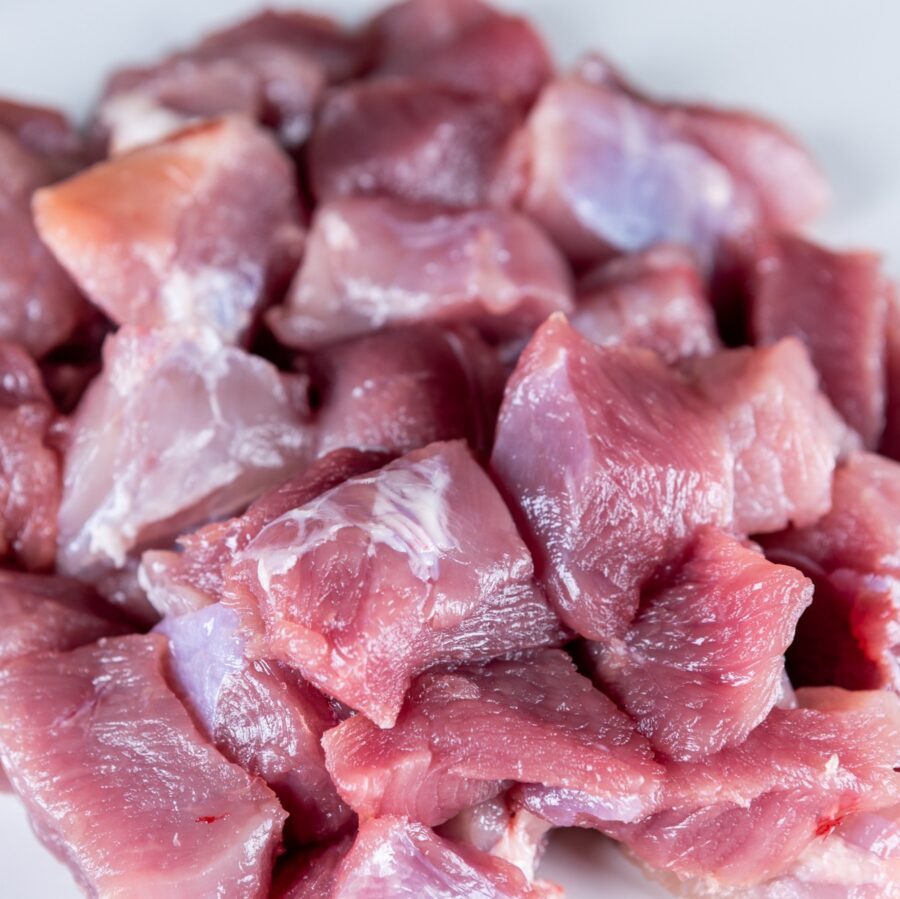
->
267, 196, 573, 349
587, 528, 812, 760
322, 649, 662, 826
0, 634, 286, 897
0, 340, 61, 570
0, 97, 84, 177
140, 448, 385, 617
224, 440, 566, 726
34, 118, 304, 344
571, 244, 719, 363
158, 603, 353, 844
57, 326, 313, 582
308, 77, 521, 208
490, 315, 734, 640
880, 291, 900, 460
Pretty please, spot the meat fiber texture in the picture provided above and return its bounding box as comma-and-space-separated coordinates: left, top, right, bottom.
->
0, 340, 62, 570
223, 440, 566, 727
140, 448, 385, 617
34, 117, 304, 345
93, 9, 365, 153
267, 195, 573, 349
323, 649, 662, 828
56, 326, 313, 592
571, 244, 720, 363
158, 603, 352, 845
0, 634, 286, 898
762, 451, 900, 692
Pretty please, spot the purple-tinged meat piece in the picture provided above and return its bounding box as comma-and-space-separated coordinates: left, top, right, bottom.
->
880, 290, 900, 461
158, 603, 352, 844
587, 528, 811, 760
369, 0, 552, 105
490, 315, 734, 640
0, 97, 84, 177
57, 326, 313, 588
323, 650, 662, 827
571, 244, 719, 363
747, 233, 891, 448
224, 440, 565, 727
686, 338, 848, 534
308, 77, 521, 208
272, 837, 354, 899
140, 448, 385, 617
268, 196, 572, 349
0, 634, 286, 897
35, 118, 304, 345
311, 326, 505, 458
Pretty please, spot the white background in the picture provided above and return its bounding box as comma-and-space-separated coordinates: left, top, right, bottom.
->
0, 2, 895, 896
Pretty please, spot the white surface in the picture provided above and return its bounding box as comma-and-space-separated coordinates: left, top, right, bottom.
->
0, 2, 895, 896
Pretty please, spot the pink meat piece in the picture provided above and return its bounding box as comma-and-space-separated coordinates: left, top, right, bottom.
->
267, 196, 573, 349
0, 97, 84, 177
686, 338, 847, 534
507, 63, 826, 267
601, 688, 900, 889
223, 440, 566, 727
571, 244, 720, 363
490, 315, 734, 640
34, 118, 304, 345
0, 570, 130, 666
57, 326, 313, 583
0, 340, 61, 570
369, 0, 552, 105
140, 448, 385, 617
880, 290, 900, 460
0, 634, 286, 897
311, 326, 505, 458
762, 452, 900, 692
747, 233, 891, 448
0, 121, 89, 357
323, 649, 662, 827
158, 603, 352, 844
587, 528, 812, 760
308, 77, 521, 208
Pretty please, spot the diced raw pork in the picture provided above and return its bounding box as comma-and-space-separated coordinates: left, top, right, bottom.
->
34, 118, 304, 344
140, 448, 385, 616
369, 0, 552, 105
0, 340, 61, 570
685, 338, 847, 534
587, 528, 812, 760
311, 326, 505, 457
0, 570, 129, 666
57, 326, 313, 581
267, 196, 573, 349
0, 97, 84, 177
880, 290, 900, 460
158, 603, 353, 844
272, 837, 354, 899
746, 233, 892, 448
490, 315, 734, 640
224, 440, 565, 727
0, 634, 286, 897
308, 77, 521, 208
323, 649, 661, 827
571, 244, 719, 363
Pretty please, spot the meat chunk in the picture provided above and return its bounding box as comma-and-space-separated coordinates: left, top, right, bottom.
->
57, 326, 313, 582
323, 649, 662, 827
310, 326, 505, 458
587, 528, 812, 760
880, 290, 900, 461
267, 196, 572, 349
140, 448, 385, 616
0, 97, 84, 177
224, 440, 565, 727
0, 340, 61, 570
308, 77, 521, 208
746, 233, 892, 448
158, 603, 352, 844
369, 0, 553, 105
0, 634, 286, 897
571, 244, 719, 363
686, 338, 847, 534
34, 118, 303, 344
490, 315, 734, 640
